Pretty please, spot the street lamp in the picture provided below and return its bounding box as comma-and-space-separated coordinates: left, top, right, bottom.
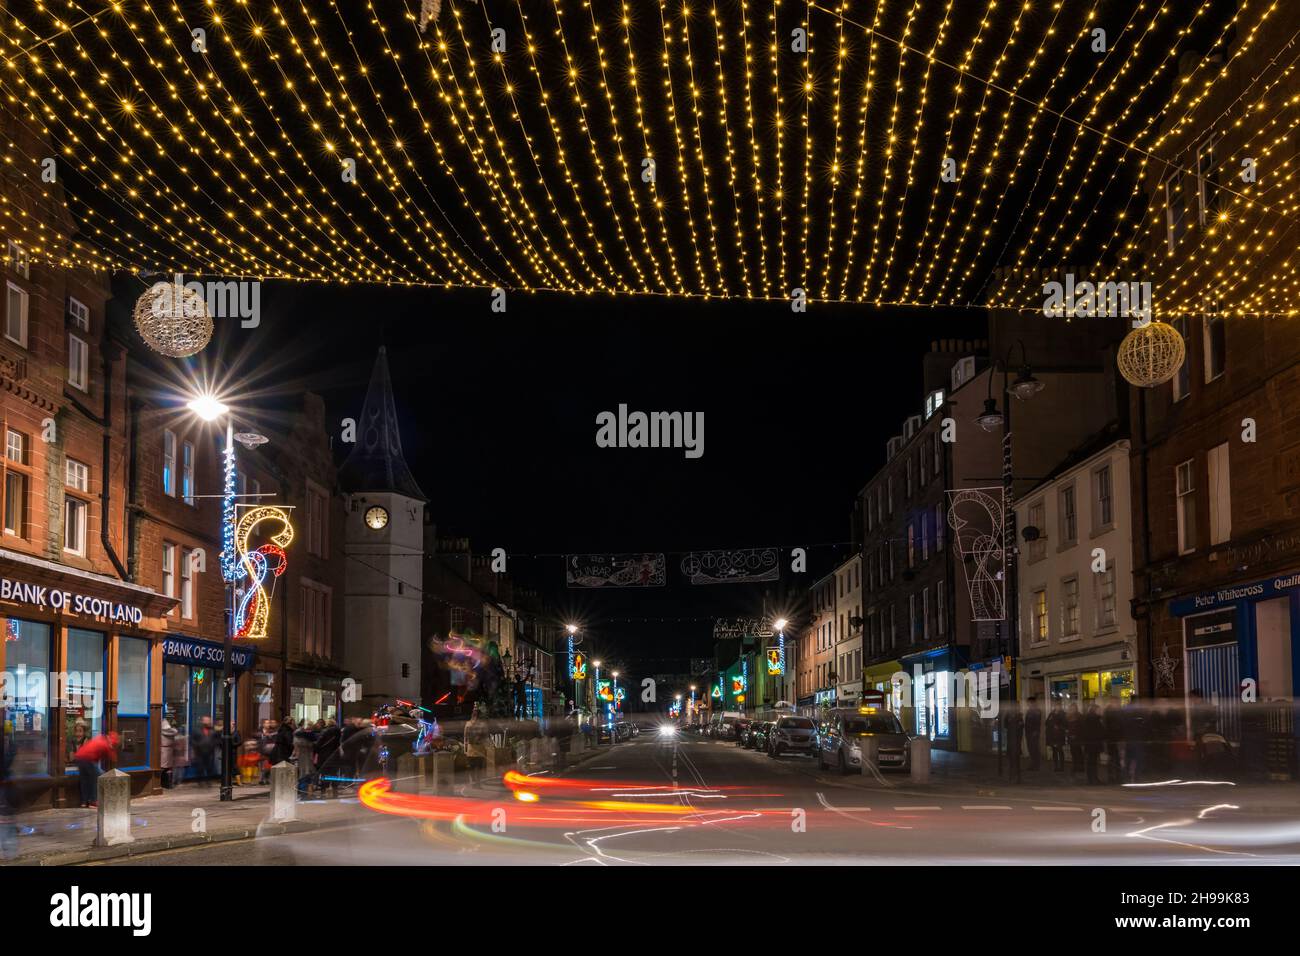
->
186, 392, 267, 803
970, 341, 1045, 777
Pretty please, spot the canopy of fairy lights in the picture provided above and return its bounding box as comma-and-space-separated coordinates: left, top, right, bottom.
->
0, 0, 1295, 317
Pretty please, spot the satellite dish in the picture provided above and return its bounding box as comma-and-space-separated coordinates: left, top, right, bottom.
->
234, 431, 269, 450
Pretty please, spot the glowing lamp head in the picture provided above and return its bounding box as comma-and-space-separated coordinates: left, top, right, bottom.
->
187, 394, 230, 422
566, 623, 578, 635
774, 618, 788, 632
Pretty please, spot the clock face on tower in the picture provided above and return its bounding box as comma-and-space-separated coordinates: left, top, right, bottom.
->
364, 505, 390, 530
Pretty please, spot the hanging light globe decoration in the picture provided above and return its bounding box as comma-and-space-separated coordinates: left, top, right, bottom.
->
132, 280, 214, 358
1116, 320, 1185, 388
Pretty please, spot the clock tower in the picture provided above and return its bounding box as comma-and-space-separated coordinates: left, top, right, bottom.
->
339, 347, 426, 709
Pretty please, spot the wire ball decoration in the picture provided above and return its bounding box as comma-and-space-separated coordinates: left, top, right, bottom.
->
1116, 319, 1186, 388
132, 280, 214, 358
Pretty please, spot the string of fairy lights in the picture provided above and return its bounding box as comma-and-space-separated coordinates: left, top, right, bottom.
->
2, 0, 1295, 316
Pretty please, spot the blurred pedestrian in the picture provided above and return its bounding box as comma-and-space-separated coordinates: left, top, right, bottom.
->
1067, 702, 1085, 780
72, 731, 120, 808
1083, 703, 1104, 785
1024, 696, 1043, 772
1102, 697, 1125, 784
66, 719, 89, 768
1124, 700, 1146, 783
464, 705, 490, 784
313, 720, 342, 795
1004, 700, 1023, 783
1045, 699, 1067, 772
256, 720, 278, 784
191, 716, 219, 785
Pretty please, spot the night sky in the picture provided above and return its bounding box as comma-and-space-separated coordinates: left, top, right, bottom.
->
228, 282, 985, 667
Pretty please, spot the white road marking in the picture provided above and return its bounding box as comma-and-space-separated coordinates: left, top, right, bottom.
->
961, 805, 1013, 810
1031, 806, 1086, 811
893, 805, 942, 811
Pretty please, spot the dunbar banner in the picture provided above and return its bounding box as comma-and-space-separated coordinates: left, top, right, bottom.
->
566, 552, 666, 588
681, 548, 779, 585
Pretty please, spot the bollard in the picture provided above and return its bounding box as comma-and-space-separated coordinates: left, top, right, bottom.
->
94, 769, 134, 847
394, 753, 421, 794
431, 752, 455, 794
909, 737, 932, 784
857, 737, 879, 775
485, 745, 515, 775
571, 735, 586, 757
268, 762, 297, 822
528, 738, 545, 766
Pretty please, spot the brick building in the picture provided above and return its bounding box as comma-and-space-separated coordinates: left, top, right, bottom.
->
0, 110, 175, 808
1131, 4, 1300, 762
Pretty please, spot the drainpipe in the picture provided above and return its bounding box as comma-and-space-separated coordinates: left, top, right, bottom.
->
99, 337, 129, 581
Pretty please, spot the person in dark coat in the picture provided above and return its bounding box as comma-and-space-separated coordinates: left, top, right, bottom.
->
1024, 697, 1043, 772
1102, 698, 1125, 784
273, 717, 296, 765
1123, 700, 1146, 783
1045, 700, 1068, 772
313, 720, 342, 785
1083, 704, 1105, 784
1066, 703, 1085, 779
190, 716, 220, 785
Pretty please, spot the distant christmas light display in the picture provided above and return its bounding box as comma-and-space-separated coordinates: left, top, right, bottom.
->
231, 506, 294, 639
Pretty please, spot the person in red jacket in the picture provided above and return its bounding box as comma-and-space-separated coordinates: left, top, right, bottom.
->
73, 731, 120, 808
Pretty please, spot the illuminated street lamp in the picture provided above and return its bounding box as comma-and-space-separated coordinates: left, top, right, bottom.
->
186, 392, 269, 803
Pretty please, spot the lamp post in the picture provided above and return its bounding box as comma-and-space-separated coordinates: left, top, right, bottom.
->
690, 684, 697, 724
592, 659, 603, 742
974, 341, 1044, 778
612, 670, 620, 741
187, 392, 267, 803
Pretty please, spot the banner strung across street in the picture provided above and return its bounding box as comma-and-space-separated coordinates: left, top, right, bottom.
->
566, 552, 666, 587
681, 548, 779, 584
712, 617, 773, 640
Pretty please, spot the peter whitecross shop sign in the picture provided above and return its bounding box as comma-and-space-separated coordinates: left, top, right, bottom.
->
0, 578, 144, 624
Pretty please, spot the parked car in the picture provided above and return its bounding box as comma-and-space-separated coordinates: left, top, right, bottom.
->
815, 707, 911, 773
768, 714, 818, 757
750, 721, 775, 753
736, 718, 755, 746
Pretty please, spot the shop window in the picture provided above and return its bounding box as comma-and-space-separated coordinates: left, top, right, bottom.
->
117, 637, 151, 770
64, 629, 105, 772
254, 671, 275, 725
6, 619, 51, 776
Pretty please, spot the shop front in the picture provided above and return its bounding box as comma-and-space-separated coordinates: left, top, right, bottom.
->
0, 550, 175, 807
1167, 571, 1300, 742
899, 647, 966, 744
160, 635, 255, 780
863, 660, 903, 713
286, 668, 344, 727
1019, 643, 1135, 708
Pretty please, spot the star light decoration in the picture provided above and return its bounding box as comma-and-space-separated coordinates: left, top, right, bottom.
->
5, 0, 1294, 318
1116, 320, 1186, 388
132, 281, 214, 358
1152, 642, 1180, 693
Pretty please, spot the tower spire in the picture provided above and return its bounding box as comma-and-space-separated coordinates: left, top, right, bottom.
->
338, 347, 426, 500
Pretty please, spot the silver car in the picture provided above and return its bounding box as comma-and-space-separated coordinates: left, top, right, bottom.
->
768, 715, 817, 757
815, 708, 911, 773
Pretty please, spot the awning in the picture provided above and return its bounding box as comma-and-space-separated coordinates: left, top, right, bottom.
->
863, 660, 903, 683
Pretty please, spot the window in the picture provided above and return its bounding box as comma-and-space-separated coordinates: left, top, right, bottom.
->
1208, 442, 1231, 545
937, 581, 946, 633
1164, 171, 1187, 252
1097, 562, 1117, 630
921, 512, 929, 561
162, 542, 176, 605
182, 441, 195, 505
301, 581, 333, 657
68, 297, 90, 330
1172, 316, 1190, 401
5, 280, 28, 347
6, 429, 24, 464
889, 605, 896, 648
163, 430, 176, 496
887, 476, 894, 514
1203, 307, 1225, 382
1197, 135, 1220, 225
907, 524, 915, 568
6, 239, 29, 278
909, 593, 918, 643
1059, 484, 1077, 546
865, 494, 873, 532
6, 620, 50, 775
1093, 464, 1113, 530
922, 588, 931, 639
933, 431, 942, 476
1032, 589, 1049, 644
888, 542, 895, 580
905, 457, 913, 498
68, 333, 89, 390
4, 470, 25, 536
1176, 459, 1197, 554
181, 547, 194, 619
920, 440, 930, 481
63, 496, 87, 555
66, 458, 89, 492
1061, 576, 1080, 638
935, 503, 945, 551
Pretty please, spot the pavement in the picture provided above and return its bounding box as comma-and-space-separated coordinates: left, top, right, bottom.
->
65, 732, 1300, 866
